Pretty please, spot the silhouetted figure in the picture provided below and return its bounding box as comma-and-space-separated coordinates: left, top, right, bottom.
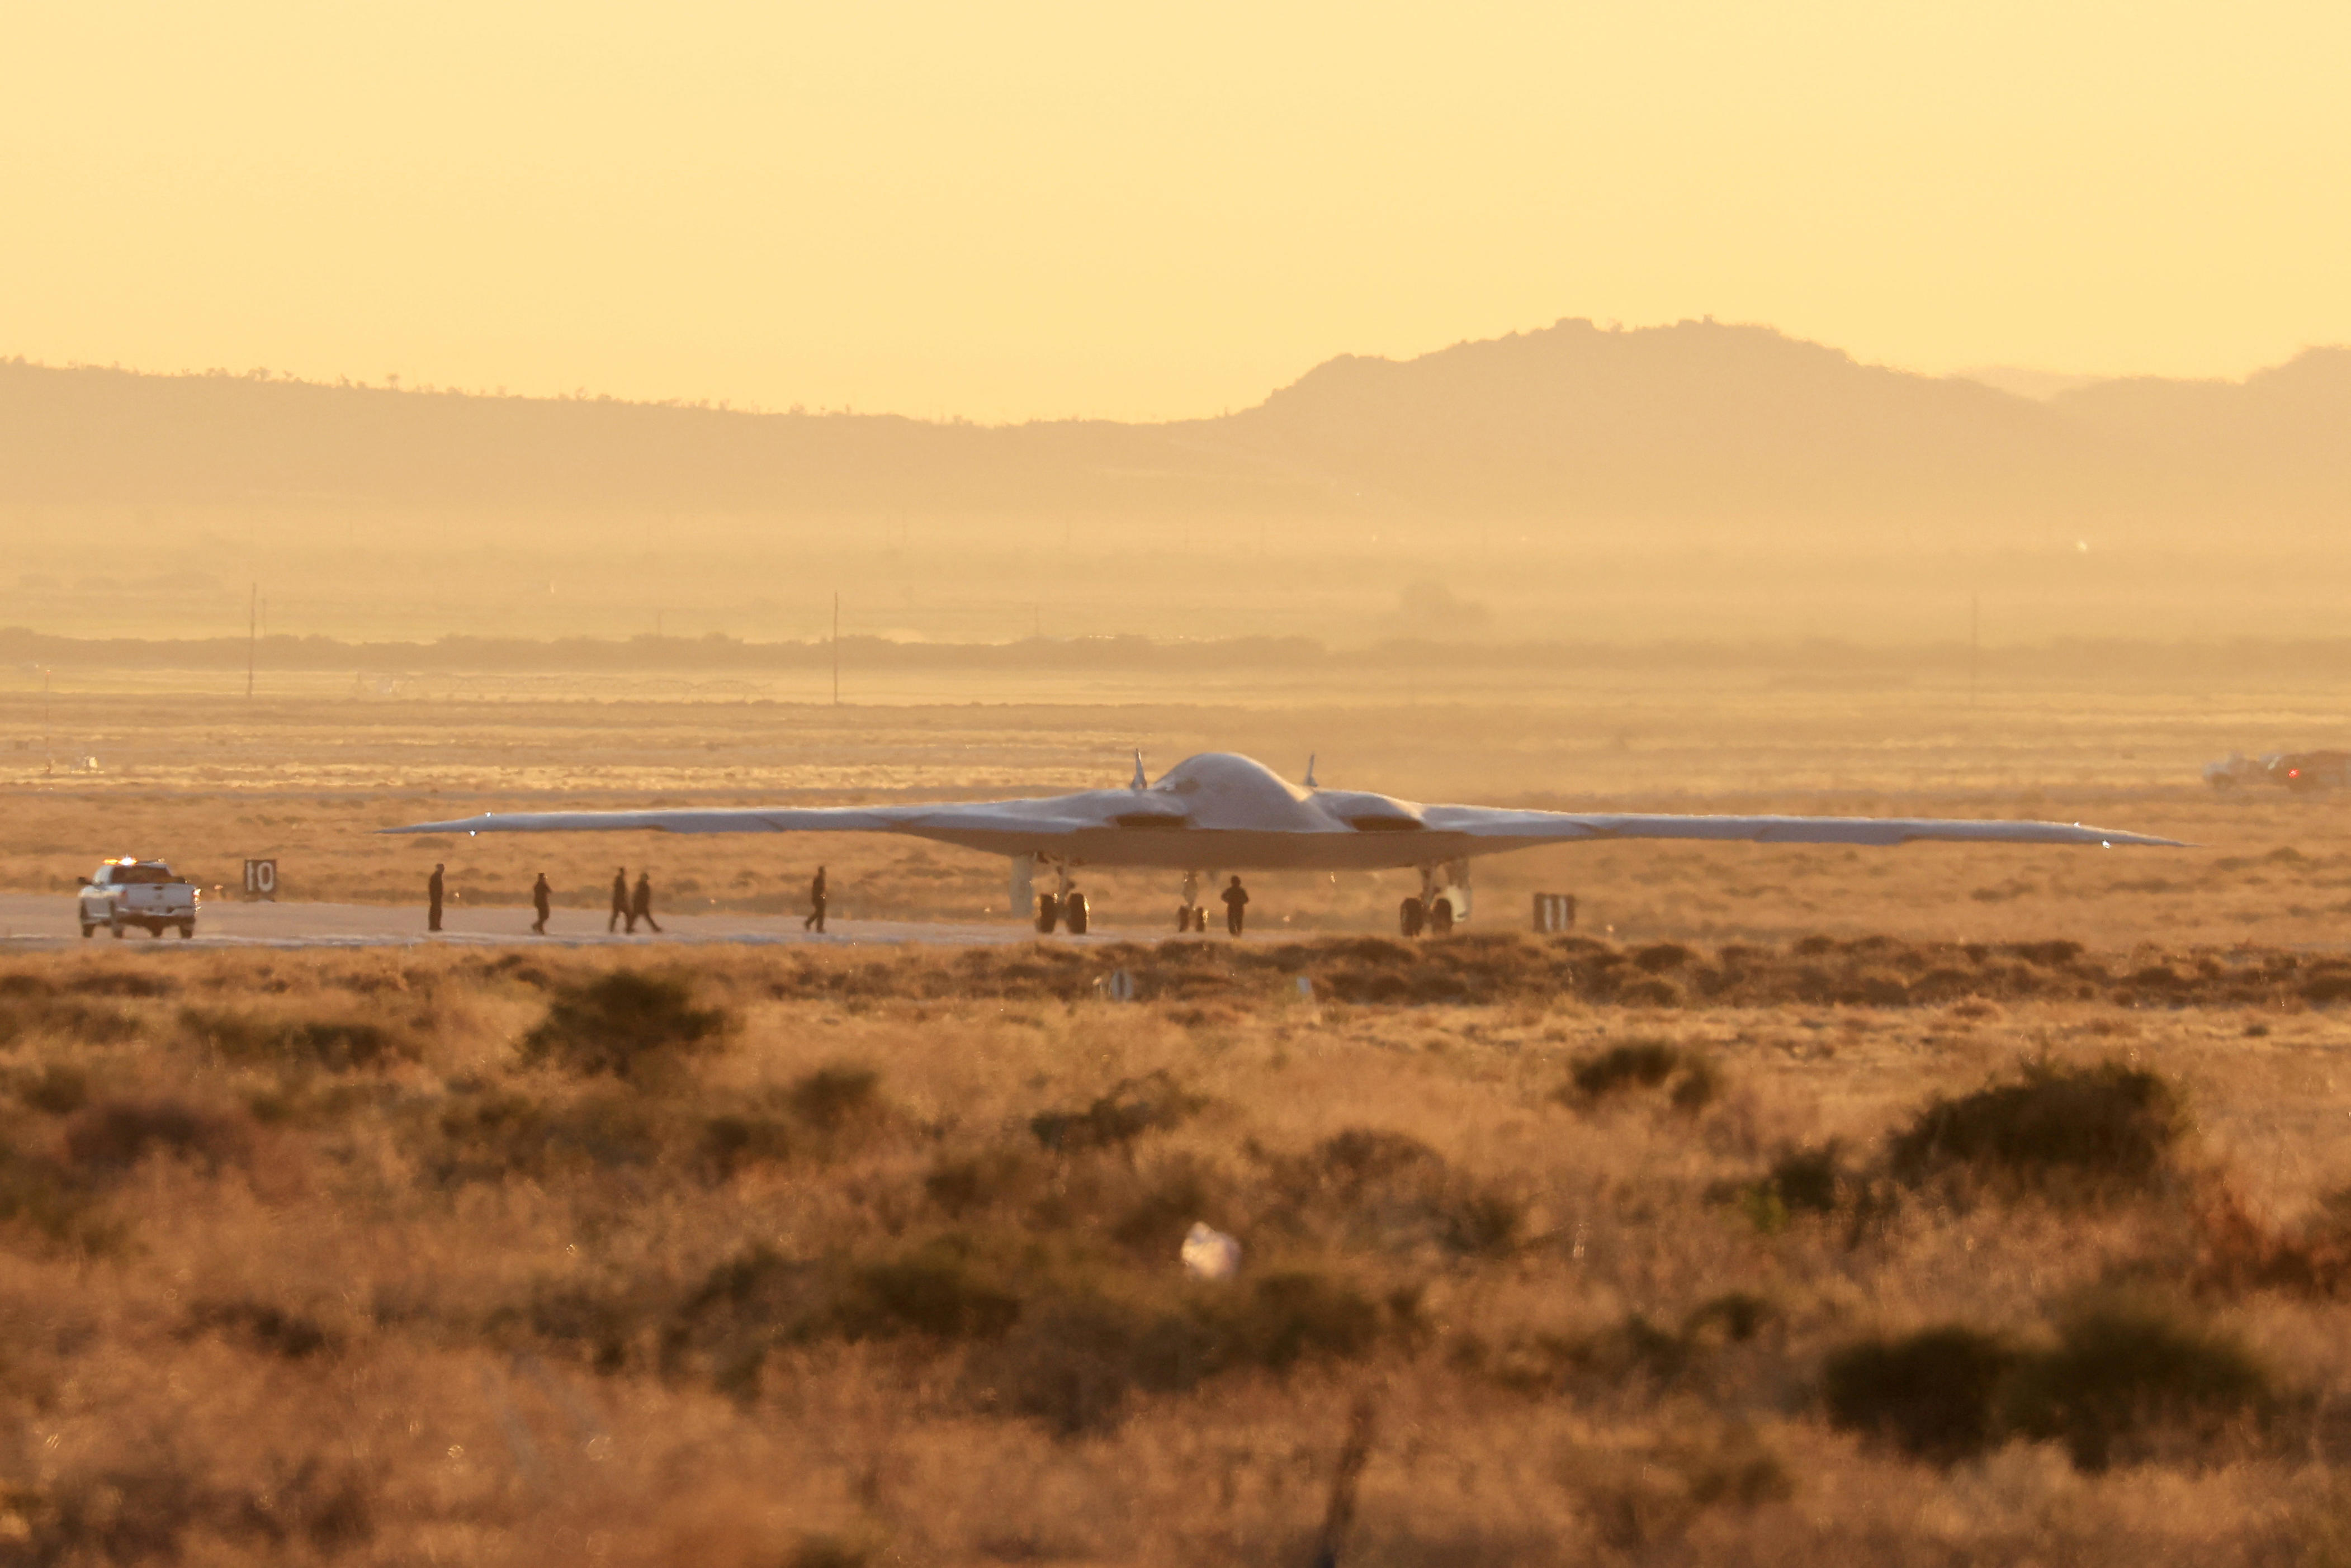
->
1221, 875, 1250, 936
805, 866, 827, 933
609, 868, 630, 932
427, 864, 444, 932
632, 871, 661, 934
531, 873, 552, 935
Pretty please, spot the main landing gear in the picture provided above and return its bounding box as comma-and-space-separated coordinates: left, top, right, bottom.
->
1034, 864, 1089, 935
1399, 864, 1465, 937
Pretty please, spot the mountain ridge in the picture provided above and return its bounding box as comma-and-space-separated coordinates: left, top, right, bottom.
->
4, 319, 2346, 529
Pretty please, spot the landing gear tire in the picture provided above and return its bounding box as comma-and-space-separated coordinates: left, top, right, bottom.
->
176, 922, 194, 939
109, 920, 125, 939
1426, 896, 1455, 937
1063, 893, 1089, 935
1176, 904, 1192, 933
1035, 894, 1061, 935
1399, 896, 1425, 937
1194, 907, 1208, 932
79, 922, 93, 939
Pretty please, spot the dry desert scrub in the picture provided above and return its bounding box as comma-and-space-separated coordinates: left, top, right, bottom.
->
10, 938, 2351, 1563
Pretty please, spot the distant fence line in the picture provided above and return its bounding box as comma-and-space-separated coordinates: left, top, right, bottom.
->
6, 627, 2351, 680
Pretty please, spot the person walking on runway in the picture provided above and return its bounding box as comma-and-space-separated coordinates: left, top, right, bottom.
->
805, 866, 827, 933
609, 868, 631, 932
631, 870, 662, 934
1221, 875, 1250, 936
531, 873, 552, 935
427, 864, 444, 932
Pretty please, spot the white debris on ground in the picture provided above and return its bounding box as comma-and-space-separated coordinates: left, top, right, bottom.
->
1180, 1222, 1241, 1281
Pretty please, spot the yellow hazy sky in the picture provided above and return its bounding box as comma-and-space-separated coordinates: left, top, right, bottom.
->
6, 2, 2347, 422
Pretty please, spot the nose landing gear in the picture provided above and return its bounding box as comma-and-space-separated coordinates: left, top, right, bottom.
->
1175, 869, 1211, 932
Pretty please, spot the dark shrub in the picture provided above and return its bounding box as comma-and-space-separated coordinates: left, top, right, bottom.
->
843, 1241, 1023, 1340
973, 1293, 1221, 1438
425, 1089, 662, 1185
182, 1298, 337, 1359
63, 1098, 255, 1174
0, 1145, 102, 1247
1219, 1269, 1382, 1370
1823, 1326, 2018, 1464
1441, 1186, 1529, 1258
788, 1537, 868, 1568
1848, 969, 1910, 1006
659, 1245, 826, 1394
1668, 1059, 1721, 1111
923, 1147, 1039, 1218
1887, 1059, 2184, 1197
1633, 943, 1694, 973
17, 1062, 89, 1115
64, 969, 173, 998
1568, 1040, 1717, 1110
1572, 1041, 1681, 1097
787, 1064, 881, 1130
2002, 1296, 2270, 1472
1762, 1142, 1850, 1215
699, 1114, 792, 1179
181, 1008, 413, 1071
1110, 1158, 1215, 1254
519, 971, 732, 1078
1274, 1128, 1522, 1258
2305, 972, 2351, 1005
2005, 940, 2084, 967
1028, 1070, 1201, 1153
1683, 1292, 1775, 1347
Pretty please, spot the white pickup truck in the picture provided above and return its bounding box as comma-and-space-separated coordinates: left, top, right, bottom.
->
78, 859, 200, 939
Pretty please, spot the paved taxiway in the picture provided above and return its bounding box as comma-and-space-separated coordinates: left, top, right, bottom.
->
0, 894, 1124, 950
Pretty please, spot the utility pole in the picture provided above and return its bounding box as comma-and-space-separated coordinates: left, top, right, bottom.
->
831, 592, 840, 705
41, 666, 51, 775
1969, 594, 1980, 708
247, 581, 257, 699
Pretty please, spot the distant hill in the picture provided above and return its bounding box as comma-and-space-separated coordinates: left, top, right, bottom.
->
4, 319, 2346, 530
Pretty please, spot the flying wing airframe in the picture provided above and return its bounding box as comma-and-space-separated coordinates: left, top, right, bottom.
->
385, 751, 2180, 935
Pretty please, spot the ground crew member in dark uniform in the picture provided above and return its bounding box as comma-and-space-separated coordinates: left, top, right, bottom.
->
632, 870, 661, 934
805, 866, 827, 933
609, 868, 630, 932
531, 873, 552, 935
1221, 875, 1250, 936
427, 864, 444, 932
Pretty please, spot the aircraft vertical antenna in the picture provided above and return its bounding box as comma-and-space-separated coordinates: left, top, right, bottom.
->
246, 581, 257, 699
1130, 750, 1147, 791
831, 592, 841, 706
1304, 754, 1318, 789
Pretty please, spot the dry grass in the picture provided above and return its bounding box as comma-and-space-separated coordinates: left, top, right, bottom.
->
5, 939, 2351, 1563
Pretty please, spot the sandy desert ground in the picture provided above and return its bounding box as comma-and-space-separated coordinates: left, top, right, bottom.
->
7, 666, 2351, 1565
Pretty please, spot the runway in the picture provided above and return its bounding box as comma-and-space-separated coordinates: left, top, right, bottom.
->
0, 894, 1130, 951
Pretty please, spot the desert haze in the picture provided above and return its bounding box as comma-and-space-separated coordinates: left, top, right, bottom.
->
7, 319, 2350, 646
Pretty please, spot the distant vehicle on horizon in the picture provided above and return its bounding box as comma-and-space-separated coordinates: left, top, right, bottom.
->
77, 858, 198, 939
2205, 751, 2351, 792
